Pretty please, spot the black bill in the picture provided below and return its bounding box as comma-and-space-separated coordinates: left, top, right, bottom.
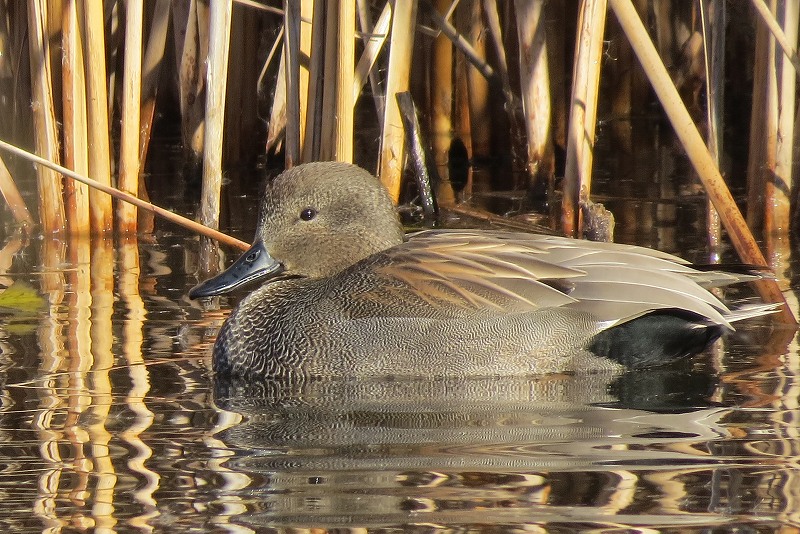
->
188, 240, 283, 299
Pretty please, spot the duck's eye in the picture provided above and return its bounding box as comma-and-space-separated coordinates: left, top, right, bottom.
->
300, 208, 317, 221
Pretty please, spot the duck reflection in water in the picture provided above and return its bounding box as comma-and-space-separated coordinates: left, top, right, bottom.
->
189, 162, 778, 380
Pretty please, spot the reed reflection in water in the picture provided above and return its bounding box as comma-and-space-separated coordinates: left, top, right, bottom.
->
0, 228, 797, 530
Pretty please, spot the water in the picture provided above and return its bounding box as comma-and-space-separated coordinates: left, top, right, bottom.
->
0, 159, 799, 530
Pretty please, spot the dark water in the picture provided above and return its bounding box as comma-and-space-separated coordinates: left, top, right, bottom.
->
0, 159, 799, 530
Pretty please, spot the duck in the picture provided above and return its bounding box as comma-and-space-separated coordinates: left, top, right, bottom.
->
189, 161, 778, 379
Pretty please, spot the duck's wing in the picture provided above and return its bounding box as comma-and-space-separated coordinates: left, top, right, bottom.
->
361, 230, 738, 327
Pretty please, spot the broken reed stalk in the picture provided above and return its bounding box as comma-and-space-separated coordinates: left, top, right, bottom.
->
265, 42, 287, 154
514, 0, 554, 192
283, 0, 301, 166
27, 0, 65, 234
200, 0, 232, 231
379, 0, 419, 201
608, 0, 796, 324
117, 1, 144, 234
562, 0, 608, 237
0, 139, 249, 251
80, 0, 114, 234
334, 0, 355, 163
62, 0, 91, 236
397, 92, 437, 220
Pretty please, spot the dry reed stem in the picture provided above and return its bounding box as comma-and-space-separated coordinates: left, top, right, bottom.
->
267, 49, 288, 154
768, 1, 797, 237
139, 0, 171, 171
431, 0, 453, 173
609, 0, 796, 323
751, 0, 800, 74
117, 1, 144, 234
80, 1, 114, 233
379, 0, 418, 201
355, 0, 389, 118
0, 154, 33, 227
0, 139, 249, 251
746, 1, 775, 231
298, 0, 314, 156
178, 0, 209, 160
701, 0, 724, 257
319, 1, 339, 160
62, 0, 90, 236
482, 0, 514, 107
334, 0, 356, 163
200, 0, 232, 231
466, 0, 491, 162
514, 0, 554, 190
27, 0, 65, 234
425, 0, 494, 80
302, 0, 325, 162
562, 0, 607, 237
283, 0, 301, 166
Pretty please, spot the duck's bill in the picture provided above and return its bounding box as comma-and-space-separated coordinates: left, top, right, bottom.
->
188, 241, 283, 299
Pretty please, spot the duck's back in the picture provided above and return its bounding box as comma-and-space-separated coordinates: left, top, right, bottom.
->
212, 230, 764, 378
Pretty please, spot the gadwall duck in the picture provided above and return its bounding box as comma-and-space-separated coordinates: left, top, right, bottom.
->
190, 162, 777, 379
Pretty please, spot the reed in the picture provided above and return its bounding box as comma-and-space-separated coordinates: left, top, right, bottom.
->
266, 37, 287, 155
430, 0, 453, 174
117, 1, 144, 234
319, 0, 339, 161
302, 0, 325, 162
355, 0, 388, 118
139, 0, 171, 174
0, 154, 33, 227
514, 0, 554, 194
177, 0, 209, 163
299, 0, 314, 157
767, 1, 797, 239
701, 0, 725, 259
562, 0, 607, 237
465, 0, 491, 166
27, 0, 65, 234
608, 0, 795, 324
379, 0, 418, 201
334, 0, 355, 163
80, 1, 114, 234
283, 0, 301, 166
200, 0, 232, 232
61, 0, 90, 236
0, 139, 248, 251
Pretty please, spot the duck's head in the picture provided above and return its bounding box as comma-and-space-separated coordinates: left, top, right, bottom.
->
189, 162, 405, 298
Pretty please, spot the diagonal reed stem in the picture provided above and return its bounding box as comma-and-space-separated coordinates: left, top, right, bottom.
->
0, 139, 249, 251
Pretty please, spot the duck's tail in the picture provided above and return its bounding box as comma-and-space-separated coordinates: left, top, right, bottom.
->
725, 302, 783, 324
